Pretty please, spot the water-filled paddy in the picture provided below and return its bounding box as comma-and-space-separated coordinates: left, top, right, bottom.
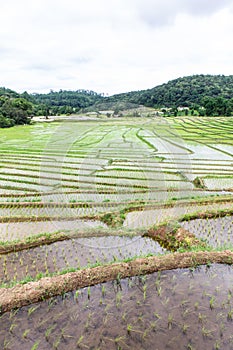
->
0, 118, 232, 208
1, 264, 233, 349
0, 219, 106, 242
181, 215, 233, 248
0, 117, 233, 348
0, 235, 165, 285
124, 202, 233, 229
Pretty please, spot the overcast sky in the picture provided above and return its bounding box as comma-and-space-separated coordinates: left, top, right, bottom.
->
1, 0, 233, 95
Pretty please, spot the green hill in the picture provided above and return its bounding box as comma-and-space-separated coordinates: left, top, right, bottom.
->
0, 88, 34, 127
32, 89, 104, 115
1, 74, 233, 128
105, 74, 233, 108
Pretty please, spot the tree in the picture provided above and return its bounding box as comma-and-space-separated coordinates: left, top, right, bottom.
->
0, 113, 14, 127
202, 97, 216, 116
1, 98, 33, 125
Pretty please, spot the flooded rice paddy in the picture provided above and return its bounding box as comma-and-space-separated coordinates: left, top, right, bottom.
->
0, 235, 165, 286
124, 201, 233, 229
0, 219, 107, 242
181, 215, 233, 248
0, 117, 233, 349
1, 264, 233, 349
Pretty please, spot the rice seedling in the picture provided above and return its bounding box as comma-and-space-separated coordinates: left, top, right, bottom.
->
0, 117, 233, 349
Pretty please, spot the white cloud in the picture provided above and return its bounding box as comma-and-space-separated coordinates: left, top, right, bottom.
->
134, 0, 233, 27
0, 0, 233, 94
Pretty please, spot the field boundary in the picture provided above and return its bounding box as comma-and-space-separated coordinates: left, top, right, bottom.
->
1, 250, 233, 314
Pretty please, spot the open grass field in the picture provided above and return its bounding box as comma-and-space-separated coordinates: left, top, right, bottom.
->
0, 116, 233, 349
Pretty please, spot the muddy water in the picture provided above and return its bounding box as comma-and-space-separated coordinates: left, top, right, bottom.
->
124, 202, 233, 228
181, 215, 233, 248
1, 264, 233, 349
0, 219, 107, 242
0, 236, 166, 285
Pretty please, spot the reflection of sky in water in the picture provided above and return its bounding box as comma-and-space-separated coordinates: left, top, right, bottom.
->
186, 143, 232, 160
124, 202, 233, 229
0, 220, 107, 241
181, 216, 233, 248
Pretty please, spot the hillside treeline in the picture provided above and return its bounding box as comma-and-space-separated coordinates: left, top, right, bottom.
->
32, 89, 103, 115
0, 88, 33, 127
104, 74, 233, 115
1, 75, 233, 127
0, 88, 103, 127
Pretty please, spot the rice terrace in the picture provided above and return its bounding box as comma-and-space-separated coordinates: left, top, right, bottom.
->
0, 115, 233, 349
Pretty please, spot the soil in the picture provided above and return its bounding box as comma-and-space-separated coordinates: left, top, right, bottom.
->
2, 264, 233, 350
1, 250, 233, 314
147, 225, 206, 250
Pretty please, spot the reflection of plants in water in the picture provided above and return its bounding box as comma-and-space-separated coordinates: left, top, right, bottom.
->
209, 296, 215, 310
3, 265, 233, 349
116, 291, 122, 308
101, 285, 106, 297
31, 341, 40, 350
167, 313, 174, 330
202, 326, 213, 338
181, 323, 190, 334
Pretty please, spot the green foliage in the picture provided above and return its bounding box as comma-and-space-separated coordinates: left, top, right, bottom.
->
0, 89, 33, 127
202, 96, 233, 116
103, 74, 233, 112
0, 87, 103, 127
1, 74, 233, 128
32, 89, 104, 115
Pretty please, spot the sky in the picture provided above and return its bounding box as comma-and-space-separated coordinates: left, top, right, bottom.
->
0, 0, 233, 95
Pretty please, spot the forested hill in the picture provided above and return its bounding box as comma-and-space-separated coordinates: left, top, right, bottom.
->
105, 75, 233, 108
0, 87, 34, 127
32, 89, 103, 115
0, 88, 104, 127
1, 75, 233, 128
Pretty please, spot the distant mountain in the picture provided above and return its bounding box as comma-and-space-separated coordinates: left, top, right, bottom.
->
104, 74, 233, 108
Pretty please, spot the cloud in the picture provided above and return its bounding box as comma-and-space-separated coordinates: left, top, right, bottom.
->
0, 46, 14, 59
24, 64, 56, 72
134, 0, 233, 27
0, 0, 233, 94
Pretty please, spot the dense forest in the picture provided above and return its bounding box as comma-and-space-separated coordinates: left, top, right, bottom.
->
103, 74, 233, 115
0, 88, 34, 127
1, 75, 233, 127
32, 89, 103, 116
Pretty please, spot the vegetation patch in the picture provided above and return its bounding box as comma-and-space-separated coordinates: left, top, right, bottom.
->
146, 223, 207, 251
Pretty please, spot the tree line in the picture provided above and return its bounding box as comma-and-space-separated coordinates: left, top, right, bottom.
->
1, 74, 233, 127
103, 74, 233, 114
0, 88, 33, 127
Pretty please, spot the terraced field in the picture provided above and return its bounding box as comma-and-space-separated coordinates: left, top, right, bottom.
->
0, 117, 233, 349
0, 117, 232, 236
